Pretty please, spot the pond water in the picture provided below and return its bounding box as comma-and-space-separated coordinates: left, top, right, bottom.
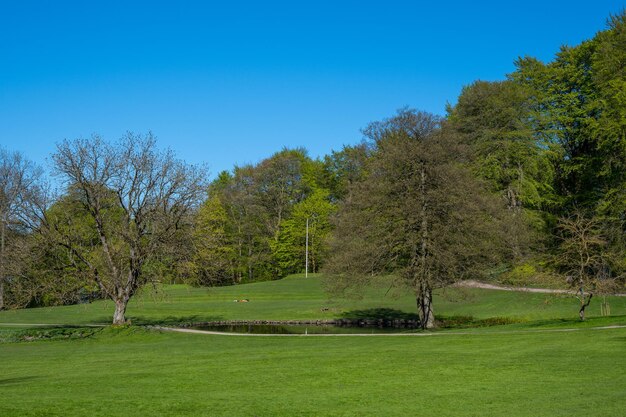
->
189, 323, 419, 334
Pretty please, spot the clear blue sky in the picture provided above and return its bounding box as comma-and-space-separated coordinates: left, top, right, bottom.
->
0, 0, 622, 177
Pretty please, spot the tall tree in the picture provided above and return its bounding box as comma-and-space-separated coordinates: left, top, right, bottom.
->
253, 148, 310, 240
187, 192, 237, 286
193, 149, 332, 283
323, 143, 370, 203
43, 133, 207, 324
448, 80, 557, 214
591, 12, 626, 219
271, 188, 335, 276
510, 12, 626, 288
0, 149, 43, 310
512, 41, 601, 211
325, 110, 507, 329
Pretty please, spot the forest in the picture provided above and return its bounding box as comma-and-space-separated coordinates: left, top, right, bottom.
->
1, 12, 625, 329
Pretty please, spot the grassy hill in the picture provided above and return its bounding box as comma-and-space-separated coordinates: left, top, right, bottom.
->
1, 274, 625, 328
1, 274, 625, 416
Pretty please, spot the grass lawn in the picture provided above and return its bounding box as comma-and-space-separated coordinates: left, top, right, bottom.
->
1, 274, 625, 327
1, 326, 625, 416
1, 274, 625, 416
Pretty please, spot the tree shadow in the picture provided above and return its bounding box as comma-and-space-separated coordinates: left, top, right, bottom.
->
129, 315, 224, 326
340, 308, 419, 321
436, 315, 520, 328
0, 376, 39, 386
519, 314, 626, 329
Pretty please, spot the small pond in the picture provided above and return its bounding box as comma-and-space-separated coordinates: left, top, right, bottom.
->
189, 323, 419, 334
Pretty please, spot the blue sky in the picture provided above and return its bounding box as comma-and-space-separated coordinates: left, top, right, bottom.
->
0, 0, 622, 177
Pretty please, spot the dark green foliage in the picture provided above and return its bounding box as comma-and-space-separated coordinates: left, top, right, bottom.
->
449, 80, 557, 213
323, 143, 370, 202
507, 12, 626, 299
443, 13, 626, 304
510, 12, 626, 219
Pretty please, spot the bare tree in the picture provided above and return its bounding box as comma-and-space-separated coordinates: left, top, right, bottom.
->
44, 133, 207, 324
0, 149, 43, 310
556, 212, 616, 321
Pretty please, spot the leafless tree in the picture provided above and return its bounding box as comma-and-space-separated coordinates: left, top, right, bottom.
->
556, 212, 617, 321
44, 132, 208, 324
0, 149, 43, 310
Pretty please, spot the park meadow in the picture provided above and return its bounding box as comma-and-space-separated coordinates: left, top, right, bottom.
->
2, 8, 626, 417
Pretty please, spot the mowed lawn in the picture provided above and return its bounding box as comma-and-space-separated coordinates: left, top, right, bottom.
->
1, 326, 625, 416
1, 274, 626, 416
1, 274, 626, 326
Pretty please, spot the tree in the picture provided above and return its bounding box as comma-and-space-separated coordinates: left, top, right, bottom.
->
43, 133, 207, 324
323, 143, 370, 202
448, 80, 557, 214
192, 149, 333, 283
217, 165, 273, 282
271, 188, 335, 275
187, 193, 237, 286
253, 148, 310, 240
0, 148, 43, 310
512, 40, 602, 212
509, 12, 626, 292
22, 191, 103, 307
556, 212, 622, 320
325, 110, 508, 329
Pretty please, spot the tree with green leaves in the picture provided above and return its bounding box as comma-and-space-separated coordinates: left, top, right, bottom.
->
187, 192, 237, 286
449, 80, 557, 214
590, 12, 626, 219
326, 109, 508, 329
323, 143, 370, 202
272, 188, 335, 276
509, 12, 626, 291
193, 149, 333, 283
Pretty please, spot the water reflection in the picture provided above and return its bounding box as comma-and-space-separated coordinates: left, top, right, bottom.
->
189, 323, 419, 334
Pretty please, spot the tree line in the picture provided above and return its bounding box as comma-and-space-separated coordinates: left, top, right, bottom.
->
1, 11, 624, 326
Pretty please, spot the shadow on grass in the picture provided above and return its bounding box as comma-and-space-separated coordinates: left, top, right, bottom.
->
0, 376, 39, 386
129, 315, 225, 326
517, 314, 626, 329
435, 314, 626, 331
340, 308, 419, 321
436, 315, 521, 329
0, 326, 103, 344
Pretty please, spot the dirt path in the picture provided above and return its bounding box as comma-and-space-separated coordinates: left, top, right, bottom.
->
455, 280, 626, 296
155, 324, 626, 337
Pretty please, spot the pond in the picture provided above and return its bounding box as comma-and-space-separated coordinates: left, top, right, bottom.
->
189, 323, 420, 334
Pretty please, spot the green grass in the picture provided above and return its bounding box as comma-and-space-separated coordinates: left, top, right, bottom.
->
1, 326, 625, 416
1, 274, 626, 416
1, 274, 625, 327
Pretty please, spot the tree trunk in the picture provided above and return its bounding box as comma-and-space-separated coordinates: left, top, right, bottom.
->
416, 164, 434, 329
579, 291, 593, 321
112, 298, 129, 325
417, 287, 435, 329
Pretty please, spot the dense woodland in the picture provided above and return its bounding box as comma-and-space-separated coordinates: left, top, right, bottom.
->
1, 12, 625, 327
